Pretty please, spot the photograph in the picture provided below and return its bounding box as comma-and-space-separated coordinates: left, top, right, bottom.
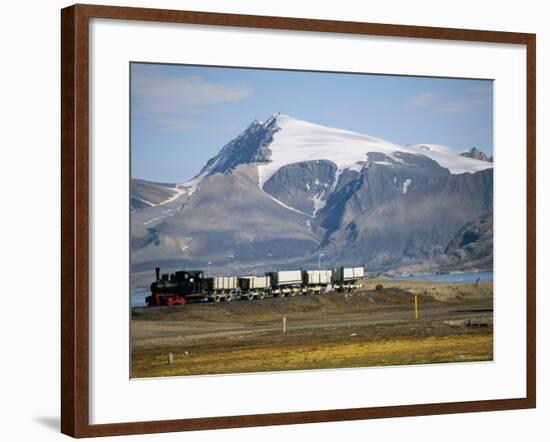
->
129, 62, 494, 379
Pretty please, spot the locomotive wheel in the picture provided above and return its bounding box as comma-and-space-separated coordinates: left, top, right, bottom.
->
258, 293, 265, 300
226, 294, 234, 302
213, 295, 221, 302
247, 293, 254, 301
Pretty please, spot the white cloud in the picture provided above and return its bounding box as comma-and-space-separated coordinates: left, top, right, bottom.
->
132, 71, 253, 131
407, 92, 441, 108
407, 86, 492, 114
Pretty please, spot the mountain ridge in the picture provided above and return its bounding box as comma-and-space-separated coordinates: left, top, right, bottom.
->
130, 113, 493, 289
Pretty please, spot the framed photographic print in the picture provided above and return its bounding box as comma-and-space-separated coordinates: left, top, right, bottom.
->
61, 4, 536, 438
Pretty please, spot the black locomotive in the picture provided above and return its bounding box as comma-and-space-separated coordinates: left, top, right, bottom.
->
145, 267, 206, 306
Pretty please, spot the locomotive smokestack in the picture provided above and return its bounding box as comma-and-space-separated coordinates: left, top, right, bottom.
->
155, 267, 160, 282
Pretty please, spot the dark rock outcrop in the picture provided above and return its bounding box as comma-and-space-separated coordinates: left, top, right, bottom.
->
460, 147, 492, 162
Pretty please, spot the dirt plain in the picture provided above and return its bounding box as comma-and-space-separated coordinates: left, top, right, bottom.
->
131, 278, 493, 378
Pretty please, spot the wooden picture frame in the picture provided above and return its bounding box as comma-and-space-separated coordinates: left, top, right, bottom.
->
61, 3, 536, 437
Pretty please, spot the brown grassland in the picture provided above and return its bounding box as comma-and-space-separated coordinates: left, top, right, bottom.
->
131, 278, 493, 378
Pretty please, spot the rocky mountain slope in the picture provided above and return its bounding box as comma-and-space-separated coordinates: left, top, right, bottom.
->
131, 179, 185, 210
443, 212, 493, 271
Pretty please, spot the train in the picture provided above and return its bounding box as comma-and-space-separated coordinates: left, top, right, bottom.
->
145, 266, 365, 306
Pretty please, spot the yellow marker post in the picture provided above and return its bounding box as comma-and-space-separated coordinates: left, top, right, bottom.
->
414, 294, 419, 320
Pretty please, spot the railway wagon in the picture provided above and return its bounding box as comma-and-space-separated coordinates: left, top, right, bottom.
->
204, 276, 238, 302
267, 270, 303, 297
238, 276, 271, 300
332, 266, 365, 292
303, 269, 333, 294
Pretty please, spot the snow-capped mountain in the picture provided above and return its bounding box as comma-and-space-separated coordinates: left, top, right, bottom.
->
194, 113, 492, 187
130, 113, 493, 289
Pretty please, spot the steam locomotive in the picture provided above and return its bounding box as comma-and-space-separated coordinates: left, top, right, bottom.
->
145, 268, 207, 306
145, 266, 365, 307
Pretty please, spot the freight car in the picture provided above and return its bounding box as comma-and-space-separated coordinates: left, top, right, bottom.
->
267, 270, 303, 297
204, 276, 238, 302
332, 266, 365, 292
238, 276, 271, 300
145, 265, 365, 306
303, 269, 333, 294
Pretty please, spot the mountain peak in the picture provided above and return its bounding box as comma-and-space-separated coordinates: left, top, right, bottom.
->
196, 115, 278, 179
262, 112, 294, 127
267, 111, 288, 120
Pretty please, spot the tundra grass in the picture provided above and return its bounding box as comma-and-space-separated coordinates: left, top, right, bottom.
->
131, 333, 493, 378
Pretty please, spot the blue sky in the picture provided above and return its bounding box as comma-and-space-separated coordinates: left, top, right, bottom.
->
131, 63, 493, 183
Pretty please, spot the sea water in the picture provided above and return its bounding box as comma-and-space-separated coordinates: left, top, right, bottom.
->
391, 271, 493, 283
130, 291, 149, 308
